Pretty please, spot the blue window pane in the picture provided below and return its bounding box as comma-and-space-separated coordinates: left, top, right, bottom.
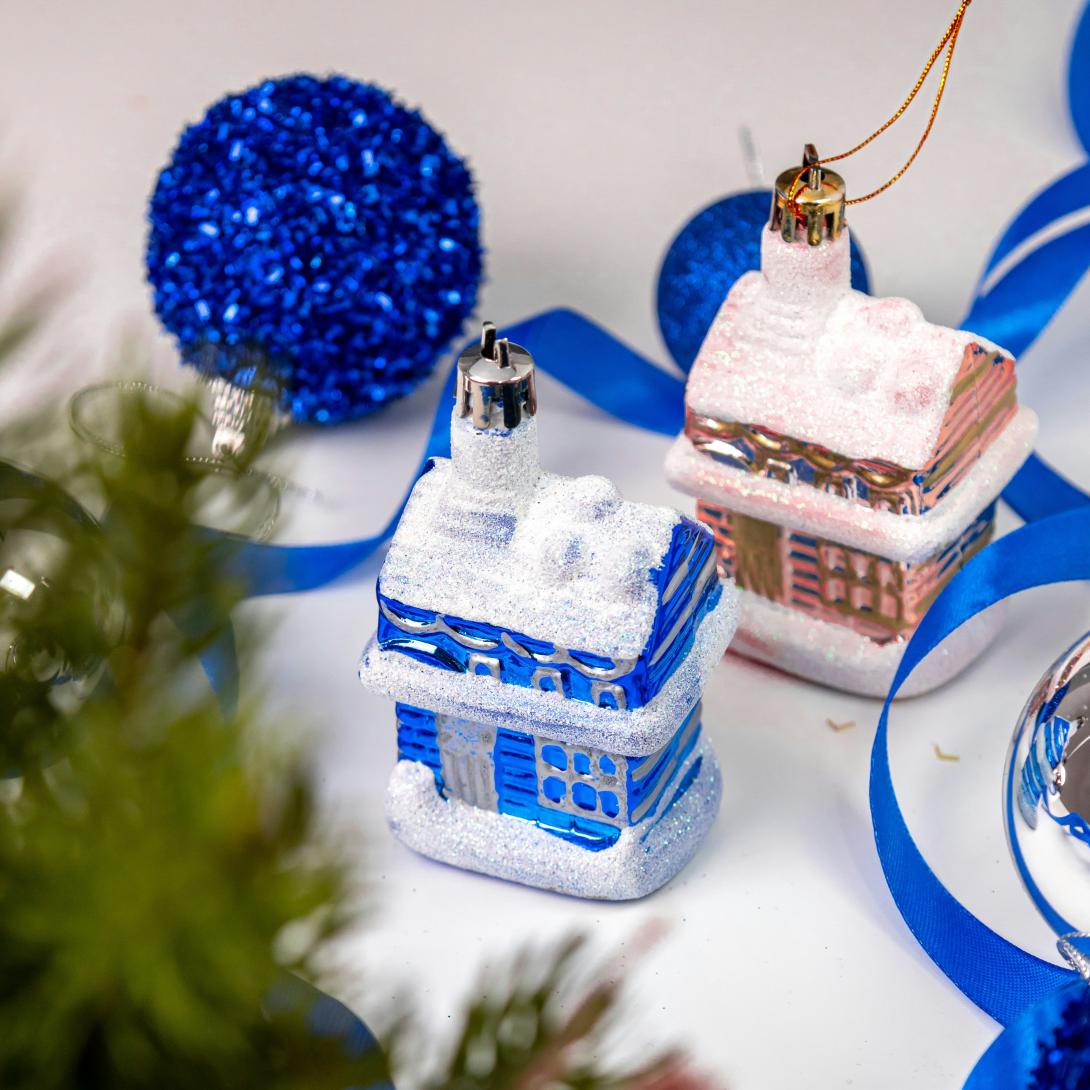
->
599, 755, 617, 775
573, 752, 592, 775
541, 744, 567, 771
572, 782, 597, 811
543, 776, 566, 803
599, 791, 620, 818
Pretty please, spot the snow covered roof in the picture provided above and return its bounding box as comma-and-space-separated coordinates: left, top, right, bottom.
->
378, 419, 681, 662
666, 406, 1036, 563
685, 228, 1008, 471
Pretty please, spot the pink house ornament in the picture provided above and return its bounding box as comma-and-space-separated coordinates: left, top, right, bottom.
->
666, 152, 1036, 697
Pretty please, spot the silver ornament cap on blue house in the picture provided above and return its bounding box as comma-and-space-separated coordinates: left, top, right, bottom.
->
456, 321, 537, 431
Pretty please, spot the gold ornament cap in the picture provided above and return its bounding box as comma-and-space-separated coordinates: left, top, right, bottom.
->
770, 144, 847, 246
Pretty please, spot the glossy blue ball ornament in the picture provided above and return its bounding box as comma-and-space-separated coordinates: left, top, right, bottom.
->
147, 74, 483, 425
656, 189, 870, 373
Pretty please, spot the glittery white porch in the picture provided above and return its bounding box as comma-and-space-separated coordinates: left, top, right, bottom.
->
385, 735, 722, 901
730, 588, 1007, 699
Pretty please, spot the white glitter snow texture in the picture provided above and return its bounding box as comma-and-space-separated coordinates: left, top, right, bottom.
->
362, 401, 738, 899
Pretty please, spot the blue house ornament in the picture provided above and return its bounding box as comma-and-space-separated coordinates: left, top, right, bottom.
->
358, 323, 738, 898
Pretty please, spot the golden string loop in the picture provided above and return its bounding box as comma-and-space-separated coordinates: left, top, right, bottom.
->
788, 0, 973, 208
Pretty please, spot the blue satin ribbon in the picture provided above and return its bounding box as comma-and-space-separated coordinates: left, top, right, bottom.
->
265, 972, 391, 1086
972, 164, 1090, 285
96, 505, 241, 717
870, 508, 1088, 1027
1001, 452, 1090, 524
870, 202, 1090, 1060
176, 600, 240, 717
961, 8, 1090, 528
963, 219, 1090, 361
225, 360, 455, 598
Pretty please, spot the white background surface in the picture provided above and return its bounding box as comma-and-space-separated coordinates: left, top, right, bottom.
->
4, 1, 1090, 1086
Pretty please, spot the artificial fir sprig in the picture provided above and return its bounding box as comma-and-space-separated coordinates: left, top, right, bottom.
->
0, 385, 390, 1089
425, 935, 712, 1090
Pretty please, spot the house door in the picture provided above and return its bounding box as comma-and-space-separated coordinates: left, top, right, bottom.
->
435, 714, 499, 812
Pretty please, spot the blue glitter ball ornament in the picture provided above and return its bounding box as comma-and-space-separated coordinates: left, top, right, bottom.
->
147, 75, 483, 425
656, 189, 870, 373
1031, 992, 1090, 1090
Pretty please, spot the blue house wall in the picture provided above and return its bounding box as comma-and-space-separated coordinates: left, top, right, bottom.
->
394, 701, 703, 852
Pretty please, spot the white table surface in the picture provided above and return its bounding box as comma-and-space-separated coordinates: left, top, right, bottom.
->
4, 1, 1090, 1085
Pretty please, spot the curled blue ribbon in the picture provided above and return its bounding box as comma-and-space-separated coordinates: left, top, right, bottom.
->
963, 4, 1090, 526
863, 15, 1090, 1082
868, 5, 1090, 1065
1001, 452, 1090, 525
870, 508, 1086, 1027
972, 163, 1090, 285
963, 218, 1090, 360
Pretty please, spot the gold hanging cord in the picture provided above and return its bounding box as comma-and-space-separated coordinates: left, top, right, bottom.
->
789, 0, 973, 208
